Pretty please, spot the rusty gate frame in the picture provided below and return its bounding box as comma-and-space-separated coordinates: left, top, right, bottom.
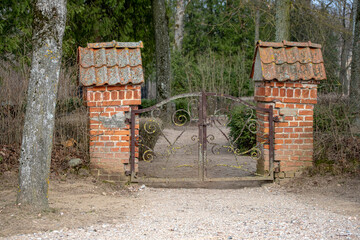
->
129, 92, 274, 183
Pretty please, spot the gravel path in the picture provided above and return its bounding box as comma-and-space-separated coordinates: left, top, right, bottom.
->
3, 185, 360, 240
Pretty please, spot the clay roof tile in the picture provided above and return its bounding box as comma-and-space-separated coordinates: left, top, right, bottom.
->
251, 40, 326, 81
78, 41, 144, 86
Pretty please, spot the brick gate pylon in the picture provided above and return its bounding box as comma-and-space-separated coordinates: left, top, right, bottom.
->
251, 41, 326, 178
78, 41, 143, 182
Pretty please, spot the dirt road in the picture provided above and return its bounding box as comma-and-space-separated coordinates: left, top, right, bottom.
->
1, 172, 360, 239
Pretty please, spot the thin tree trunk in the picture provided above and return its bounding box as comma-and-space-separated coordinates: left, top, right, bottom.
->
17, 0, 67, 209
275, 0, 291, 42
340, 0, 352, 96
255, 6, 260, 44
350, 0, 360, 132
346, 1, 355, 95
174, 0, 186, 51
153, 0, 171, 101
351, 0, 360, 103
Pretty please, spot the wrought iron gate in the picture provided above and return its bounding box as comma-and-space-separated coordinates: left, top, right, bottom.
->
129, 92, 274, 183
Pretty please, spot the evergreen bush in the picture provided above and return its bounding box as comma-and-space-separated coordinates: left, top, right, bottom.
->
138, 117, 163, 161
228, 105, 257, 153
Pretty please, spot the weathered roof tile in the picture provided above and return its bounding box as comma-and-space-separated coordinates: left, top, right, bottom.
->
251, 40, 326, 81
78, 41, 144, 86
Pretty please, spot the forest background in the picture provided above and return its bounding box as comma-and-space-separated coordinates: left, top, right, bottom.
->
0, 0, 359, 175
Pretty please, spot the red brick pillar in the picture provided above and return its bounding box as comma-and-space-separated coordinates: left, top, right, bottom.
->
78, 41, 144, 182
255, 81, 319, 178
85, 85, 141, 182
251, 41, 326, 178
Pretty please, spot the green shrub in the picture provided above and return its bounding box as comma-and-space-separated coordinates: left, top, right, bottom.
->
141, 99, 156, 109
138, 117, 163, 161
228, 105, 256, 152
174, 98, 189, 111
172, 98, 196, 125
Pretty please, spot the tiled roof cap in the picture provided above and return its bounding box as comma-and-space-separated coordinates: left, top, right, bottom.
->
257, 40, 321, 48
78, 41, 144, 86
87, 40, 143, 49
251, 40, 326, 82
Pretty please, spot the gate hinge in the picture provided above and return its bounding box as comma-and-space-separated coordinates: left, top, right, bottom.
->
273, 116, 280, 122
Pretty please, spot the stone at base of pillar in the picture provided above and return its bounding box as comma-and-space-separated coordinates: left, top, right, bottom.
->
90, 168, 130, 183
275, 169, 306, 179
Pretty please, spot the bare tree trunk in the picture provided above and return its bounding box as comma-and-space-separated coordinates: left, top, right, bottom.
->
174, 0, 186, 51
153, 0, 171, 101
275, 0, 291, 42
351, 0, 360, 103
340, 0, 352, 96
17, 0, 67, 209
254, 0, 260, 44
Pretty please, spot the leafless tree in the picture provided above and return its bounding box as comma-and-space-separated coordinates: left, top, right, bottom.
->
174, 0, 186, 51
153, 0, 171, 101
351, 0, 360, 103
275, 0, 291, 41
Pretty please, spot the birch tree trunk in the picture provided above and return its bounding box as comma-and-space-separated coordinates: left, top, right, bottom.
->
174, 0, 186, 51
275, 0, 291, 42
17, 0, 67, 209
153, 0, 171, 101
340, 0, 353, 96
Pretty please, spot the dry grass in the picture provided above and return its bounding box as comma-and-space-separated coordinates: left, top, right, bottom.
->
313, 94, 360, 175
0, 61, 89, 172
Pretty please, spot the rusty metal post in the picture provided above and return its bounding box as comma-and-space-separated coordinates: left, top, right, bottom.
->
201, 92, 207, 181
268, 105, 274, 177
130, 106, 136, 176
198, 93, 204, 181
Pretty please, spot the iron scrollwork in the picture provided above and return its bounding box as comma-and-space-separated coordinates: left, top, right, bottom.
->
135, 98, 200, 169
130, 92, 273, 179
205, 96, 268, 172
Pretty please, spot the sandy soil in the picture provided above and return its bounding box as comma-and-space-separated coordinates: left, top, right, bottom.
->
1, 171, 360, 239
0, 172, 133, 237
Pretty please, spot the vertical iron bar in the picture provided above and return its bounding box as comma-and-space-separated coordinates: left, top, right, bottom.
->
198, 96, 204, 179
202, 92, 207, 181
268, 105, 274, 178
130, 106, 136, 175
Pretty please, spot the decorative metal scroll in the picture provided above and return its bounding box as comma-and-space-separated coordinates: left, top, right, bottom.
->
129, 92, 274, 181
204, 96, 269, 175
130, 93, 203, 178
136, 110, 199, 163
